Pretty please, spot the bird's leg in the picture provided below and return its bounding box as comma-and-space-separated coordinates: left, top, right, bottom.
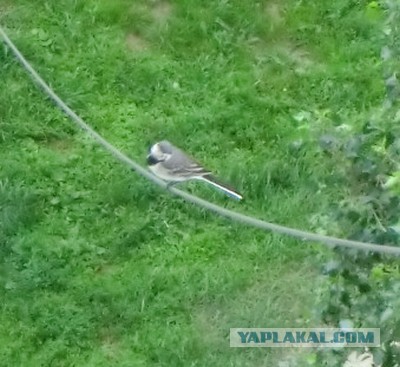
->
166, 181, 179, 190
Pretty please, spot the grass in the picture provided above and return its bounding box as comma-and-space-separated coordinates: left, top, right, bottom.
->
0, 0, 388, 365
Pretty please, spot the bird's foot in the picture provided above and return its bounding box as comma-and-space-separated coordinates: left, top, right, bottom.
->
166, 181, 178, 190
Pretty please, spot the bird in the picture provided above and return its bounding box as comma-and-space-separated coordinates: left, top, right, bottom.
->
147, 140, 243, 200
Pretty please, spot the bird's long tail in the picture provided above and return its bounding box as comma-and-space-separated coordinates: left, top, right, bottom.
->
197, 174, 243, 200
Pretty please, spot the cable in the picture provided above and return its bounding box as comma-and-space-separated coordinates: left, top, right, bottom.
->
1, 26, 400, 256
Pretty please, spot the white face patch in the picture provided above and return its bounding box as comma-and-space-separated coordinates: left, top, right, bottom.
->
151, 144, 164, 160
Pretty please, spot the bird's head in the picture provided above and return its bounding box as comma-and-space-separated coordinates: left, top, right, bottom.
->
147, 140, 173, 165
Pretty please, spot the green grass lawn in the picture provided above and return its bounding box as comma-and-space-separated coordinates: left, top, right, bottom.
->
0, 0, 388, 365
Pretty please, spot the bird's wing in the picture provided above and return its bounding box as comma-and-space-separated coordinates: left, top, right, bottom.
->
173, 161, 210, 176
163, 146, 211, 178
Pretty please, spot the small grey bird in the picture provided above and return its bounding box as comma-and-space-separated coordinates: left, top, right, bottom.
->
147, 140, 243, 200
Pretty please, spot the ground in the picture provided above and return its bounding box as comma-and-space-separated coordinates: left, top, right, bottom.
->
0, 0, 387, 366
